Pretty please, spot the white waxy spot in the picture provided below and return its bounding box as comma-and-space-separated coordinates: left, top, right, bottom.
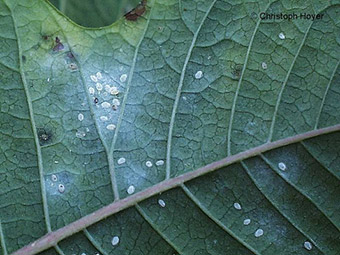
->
261, 62, 267, 70
90, 75, 98, 82
100, 116, 108, 121
234, 202, 242, 210
243, 219, 251, 225
117, 157, 126, 165
47, 78, 50, 82
76, 130, 86, 138
279, 32, 285, 40
146, 161, 153, 167
58, 184, 65, 193
112, 99, 120, 106
127, 185, 135, 194
158, 199, 166, 207
110, 86, 119, 95
51, 174, 58, 182
278, 162, 286, 171
96, 71, 103, 79
105, 84, 111, 93
195, 70, 203, 79
254, 229, 264, 237
120, 74, 127, 82
78, 113, 84, 121
89, 87, 95, 95
81, 253, 86, 255
155, 160, 164, 166
106, 124, 116, 130
54, 160, 59, 164
101, 102, 111, 108
96, 83, 103, 91
304, 241, 312, 251
111, 236, 120, 246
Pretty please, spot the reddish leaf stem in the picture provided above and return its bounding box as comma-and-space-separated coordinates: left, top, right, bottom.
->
12, 124, 340, 255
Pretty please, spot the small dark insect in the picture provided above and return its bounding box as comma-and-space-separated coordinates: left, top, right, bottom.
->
94, 97, 99, 104
22, 55, 26, 63
112, 104, 118, 111
37, 128, 52, 146
124, 0, 147, 21
67, 52, 74, 59
231, 64, 243, 80
42, 35, 49, 40
53, 37, 64, 52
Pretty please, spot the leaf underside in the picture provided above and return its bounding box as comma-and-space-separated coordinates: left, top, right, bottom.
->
0, 0, 339, 254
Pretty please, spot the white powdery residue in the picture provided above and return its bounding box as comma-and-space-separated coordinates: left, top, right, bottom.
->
111, 236, 119, 246
100, 116, 108, 121
101, 102, 111, 108
254, 229, 264, 237
261, 62, 267, 70
243, 219, 251, 225
96, 83, 103, 91
117, 157, 126, 165
155, 160, 164, 166
105, 84, 111, 93
88, 87, 95, 95
90, 75, 98, 82
304, 241, 313, 251
234, 202, 242, 210
96, 71, 103, 80
112, 98, 120, 106
158, 199, 166, 208
146, 161, 153, 167
279, 32, 285, 40
195, 70, 203, 79
58, 184, 65, 193
78, 113, 84, 121
76, 130, 86, 138
127, 185, 135, 194
110, 86, 119, 95
120, 74, 127, 82
278, 162, 286, 171
106, 124, 116, 130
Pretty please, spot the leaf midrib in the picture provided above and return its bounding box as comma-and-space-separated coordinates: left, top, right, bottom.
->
12, 124, 340, 255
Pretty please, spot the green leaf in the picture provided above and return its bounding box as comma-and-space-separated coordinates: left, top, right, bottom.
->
49, 0, 141, 27
0, 0, 339, 254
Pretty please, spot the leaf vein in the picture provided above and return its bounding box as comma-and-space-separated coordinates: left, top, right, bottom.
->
260, 153, 339, 231
6, 0, 52, 233
267, 21, 313, 142
181, 184, 259, 255
227, 3, 271, 156
241, 161, 326, 254
135, 204, 182, 254
166, 0, 217, 179
314, 59, 340, 129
